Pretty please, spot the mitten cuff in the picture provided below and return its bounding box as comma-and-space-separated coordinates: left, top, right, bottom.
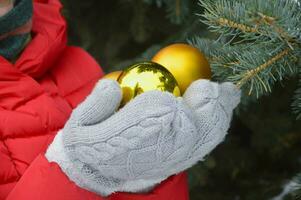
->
45, 130, 161, 197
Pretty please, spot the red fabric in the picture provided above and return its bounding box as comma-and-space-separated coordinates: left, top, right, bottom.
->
0, 0, 189, 199
6, 155, 188, 200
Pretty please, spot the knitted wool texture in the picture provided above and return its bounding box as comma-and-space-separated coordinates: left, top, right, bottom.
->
46, 79, 241, 196
0, 0, 32, 60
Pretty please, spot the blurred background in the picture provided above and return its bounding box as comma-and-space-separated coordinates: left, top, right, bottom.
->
60, 0, 301, 199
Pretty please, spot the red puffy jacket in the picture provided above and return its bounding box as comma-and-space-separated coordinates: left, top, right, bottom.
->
0, 0, 189, 199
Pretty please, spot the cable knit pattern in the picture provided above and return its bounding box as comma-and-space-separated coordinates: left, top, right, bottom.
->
46, 79, 241, 196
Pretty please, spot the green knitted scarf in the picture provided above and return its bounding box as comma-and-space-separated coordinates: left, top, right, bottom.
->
0, 0, 33, 61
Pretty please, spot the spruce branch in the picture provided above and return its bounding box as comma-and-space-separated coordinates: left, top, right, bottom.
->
190, 38, 299, 97
143, 0, 191, 24
217, 18, 259, 35
227, 43, 299, 97
292, 76, 301, 119
188, 37, 238, 80
200, 0, 301, 44
235, 48, 290, 89
192, 0, 301, 116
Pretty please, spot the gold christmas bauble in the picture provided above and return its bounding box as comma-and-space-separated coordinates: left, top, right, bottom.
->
152, 43, 211, 93
103, 71, 122, 81
118, 61, 181, 106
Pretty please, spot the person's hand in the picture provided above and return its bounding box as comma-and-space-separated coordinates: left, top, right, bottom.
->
46, 79, 241, 196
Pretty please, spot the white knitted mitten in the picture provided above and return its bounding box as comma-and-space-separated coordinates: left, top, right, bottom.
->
46, 79, 241, 196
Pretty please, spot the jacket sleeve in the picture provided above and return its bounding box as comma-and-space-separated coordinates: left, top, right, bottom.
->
6, 154, 104, 200
6, 154, 189, 200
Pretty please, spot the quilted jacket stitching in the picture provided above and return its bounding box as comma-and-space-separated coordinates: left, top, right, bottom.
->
0, 77, 99, 186
0, 140, 21, 184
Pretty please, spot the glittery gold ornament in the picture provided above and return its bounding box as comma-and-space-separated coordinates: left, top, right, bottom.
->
152, 43, 211, 93
118, 61, 181, 106
103, 71, 122, 81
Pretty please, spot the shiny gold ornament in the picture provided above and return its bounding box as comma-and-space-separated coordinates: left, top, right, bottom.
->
118, 61, 181, 106
152, 43, 211, 93
103, 71, 122, 81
